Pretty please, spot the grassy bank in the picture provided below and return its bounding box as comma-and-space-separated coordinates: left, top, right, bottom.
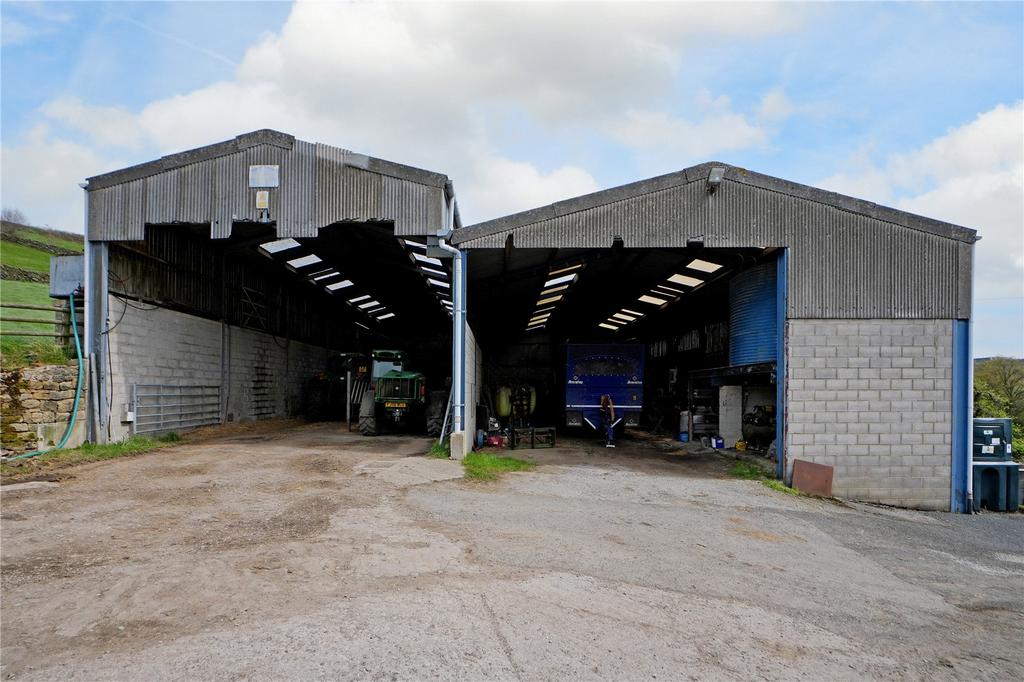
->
1, 280, 70, 369
1, 223, 83, 370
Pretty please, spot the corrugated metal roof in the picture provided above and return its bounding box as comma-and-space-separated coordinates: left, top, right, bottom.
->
451, 163, 976, 319
86, 130, 448, 241
452, 162, 978, 246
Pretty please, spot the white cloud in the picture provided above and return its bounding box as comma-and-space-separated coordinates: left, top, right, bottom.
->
43, 97, 145, 150
0, 125, 125, 231
1, 3, 72, 46
4, 1, 802, 227
607, 108, 769, 159
2, 1, 801, 228
819, 102, 1024, 321
460, 152, 599, 221
757, 88, 796, 122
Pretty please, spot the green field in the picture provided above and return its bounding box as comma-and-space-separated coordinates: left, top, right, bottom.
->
8, 226, 83, 252
0, 280, 68, 369
0, 241, 53, 272
1, 223, 82, 369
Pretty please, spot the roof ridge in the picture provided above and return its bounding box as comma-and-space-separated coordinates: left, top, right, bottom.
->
454, 162, 977, 245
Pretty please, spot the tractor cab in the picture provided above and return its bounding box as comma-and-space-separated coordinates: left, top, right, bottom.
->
371, 349, 406, 379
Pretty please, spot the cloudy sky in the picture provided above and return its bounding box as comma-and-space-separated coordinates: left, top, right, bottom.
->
2, 1, 1022, 356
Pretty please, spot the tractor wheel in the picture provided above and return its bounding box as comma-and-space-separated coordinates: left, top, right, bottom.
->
358, 390, 378, 437
426, 390, 447, 437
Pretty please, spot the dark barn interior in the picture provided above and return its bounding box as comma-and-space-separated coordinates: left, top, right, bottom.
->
467, 244, 780, 444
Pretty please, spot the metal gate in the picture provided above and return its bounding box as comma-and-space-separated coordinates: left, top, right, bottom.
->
132, 384, 222, 435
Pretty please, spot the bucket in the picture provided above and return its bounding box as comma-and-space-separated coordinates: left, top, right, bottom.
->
678, 432, 689, 443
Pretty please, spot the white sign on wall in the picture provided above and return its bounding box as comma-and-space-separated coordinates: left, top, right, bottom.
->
249, 165, 280, 188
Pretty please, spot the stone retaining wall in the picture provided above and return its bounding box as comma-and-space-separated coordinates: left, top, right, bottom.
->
1, 361, 88, 454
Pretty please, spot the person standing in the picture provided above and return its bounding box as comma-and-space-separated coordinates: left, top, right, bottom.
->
600, 394, 616, 448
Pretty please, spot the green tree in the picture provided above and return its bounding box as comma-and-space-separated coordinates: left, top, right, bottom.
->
974, 357, 1024, 461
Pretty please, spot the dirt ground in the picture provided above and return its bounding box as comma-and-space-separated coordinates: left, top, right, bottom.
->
1, 422, 1022, 680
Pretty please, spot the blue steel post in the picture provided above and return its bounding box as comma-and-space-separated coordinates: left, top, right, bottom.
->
775, 249, 788, 480
951, 320, 970, 512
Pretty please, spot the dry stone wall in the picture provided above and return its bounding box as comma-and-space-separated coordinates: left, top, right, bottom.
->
1, 361, 88, 454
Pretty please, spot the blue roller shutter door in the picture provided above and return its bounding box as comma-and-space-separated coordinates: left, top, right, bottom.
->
729, 262, 777, 366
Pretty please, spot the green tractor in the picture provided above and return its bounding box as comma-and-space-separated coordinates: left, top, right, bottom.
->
358, 350, 447, 436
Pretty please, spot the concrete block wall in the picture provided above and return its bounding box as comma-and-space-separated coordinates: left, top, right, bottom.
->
223, 325, 330, 424
107, 297, 331, 441
786, 319, 953, 510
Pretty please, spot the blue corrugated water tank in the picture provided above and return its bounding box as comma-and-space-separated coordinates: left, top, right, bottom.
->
729, 262, 777, 366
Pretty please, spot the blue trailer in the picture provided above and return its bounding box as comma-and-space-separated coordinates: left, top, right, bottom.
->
564, 344, 645, 431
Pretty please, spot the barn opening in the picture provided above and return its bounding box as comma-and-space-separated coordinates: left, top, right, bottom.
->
83, 131, 458, 444
465, 243, 784, 462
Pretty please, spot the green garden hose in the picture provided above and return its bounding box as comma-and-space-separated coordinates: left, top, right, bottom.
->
7, 291, 85, 460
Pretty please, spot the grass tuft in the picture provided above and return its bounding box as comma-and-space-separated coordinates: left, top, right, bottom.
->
762, 478, 800, 495
462, 451, 534, 480
728, 461, 766, 480
428, 439, 450, 459
727, 459, 801, 495
159, 431, 182, 443
1, 435, 177, 481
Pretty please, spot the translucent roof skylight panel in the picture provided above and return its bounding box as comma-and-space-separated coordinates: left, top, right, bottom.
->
638, 294, 667, 305
537, 295, 563, 306
428, 278, 450, 289
534, 306, 555, 315
366, 307, 386, 315
611, 313, 636, 322
349, 295, 371, 303
421, 266, 448, 278
620, 308, 644, 317
544, 273, 578, 288
598, 323, 619, 331
548, 263, 583, 276
668, 274, 704, 287
412, 252, 443, 267
312, 270, 341, 281
358, 300, 381, 309
687, 258, 723, 273
326, 280, 354, 291
259, 238, 301, 254
525, 324, 545, 331
376, 313, 396, 321
655, 284, 685, 295
403, 239, 427, 250
286, 254, 323, 269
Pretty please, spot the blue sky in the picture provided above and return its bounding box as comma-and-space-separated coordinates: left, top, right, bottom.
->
2, 1, 1022, 357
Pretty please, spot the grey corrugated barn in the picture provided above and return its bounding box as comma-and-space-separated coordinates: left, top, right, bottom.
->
79, 130, 977, 511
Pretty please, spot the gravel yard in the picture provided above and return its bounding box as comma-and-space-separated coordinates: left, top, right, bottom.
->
1, 422, 1021, 680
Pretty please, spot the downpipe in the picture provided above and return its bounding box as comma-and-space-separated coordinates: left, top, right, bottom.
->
436, 195, 464, 439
